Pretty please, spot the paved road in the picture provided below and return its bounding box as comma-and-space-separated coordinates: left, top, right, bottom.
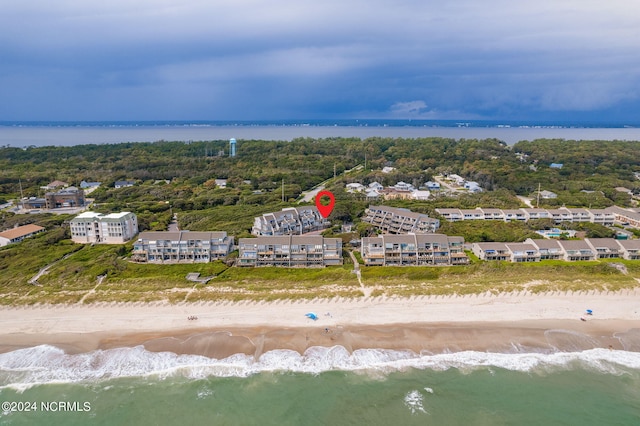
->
168, 214, 179, 232
300, 185, 325, 203
517, 195, 534, 208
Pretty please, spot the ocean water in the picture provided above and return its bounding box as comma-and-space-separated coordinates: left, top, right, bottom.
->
1, 345, 640, 425
2, 120, 640, 147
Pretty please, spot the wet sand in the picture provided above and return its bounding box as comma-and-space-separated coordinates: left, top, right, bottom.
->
1, 291, 639, 357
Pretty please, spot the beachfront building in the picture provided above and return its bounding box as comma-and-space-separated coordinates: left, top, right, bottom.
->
555, 240, 596, 261
361, 234, 468, 266
524, 239, 563, 260
615, 239, 640, 260
132, 231, 233, 263
362, 205, 440, 234
251, 206, 329, 236
471, 242, 541, 262
0, 224, 45, 247
584, 238, 622, 259
469, 238, 640, 262
237, 235, 343, 267
70, 211, 138, 244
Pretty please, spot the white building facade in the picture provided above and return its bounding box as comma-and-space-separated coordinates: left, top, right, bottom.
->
70, 211, 138, 244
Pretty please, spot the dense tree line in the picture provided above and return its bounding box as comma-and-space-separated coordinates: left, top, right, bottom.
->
2, 137, 639, 236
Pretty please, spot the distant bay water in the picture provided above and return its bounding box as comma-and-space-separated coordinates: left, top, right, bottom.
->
1, 120, 640, 147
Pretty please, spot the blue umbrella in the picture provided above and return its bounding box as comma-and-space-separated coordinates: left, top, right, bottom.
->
586, 309, 593, 315
305, 312, 318, 320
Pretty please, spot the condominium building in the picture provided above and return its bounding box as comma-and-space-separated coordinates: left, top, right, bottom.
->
472, 238, 640, 262
361, 233, 468, 266
607, 206, 640, 228
615, 239, 640, 260
556, 240, 596, 261
435, 207, 621, 226
252, 206, 329, 236
525, 239, 563, 260
70, 211, 138, 244
362, 205, 440, 234
472, 243, 515, 262
238, 235, 343, 267
132, 231, 233, 263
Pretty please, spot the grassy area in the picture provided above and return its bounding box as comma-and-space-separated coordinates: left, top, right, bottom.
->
2, 235, 639, 305
1, 240, 362, 304
360, 259, 640, 297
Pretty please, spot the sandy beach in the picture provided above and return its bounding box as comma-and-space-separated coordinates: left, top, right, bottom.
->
1, 290, 639, 357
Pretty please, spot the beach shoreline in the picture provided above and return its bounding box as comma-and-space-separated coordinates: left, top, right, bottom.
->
1, 291, 639, 357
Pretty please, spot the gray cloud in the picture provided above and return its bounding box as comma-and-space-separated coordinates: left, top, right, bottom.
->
1, 0, 639, 120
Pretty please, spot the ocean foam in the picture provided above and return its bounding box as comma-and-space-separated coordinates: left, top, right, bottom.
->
404, 390, 428, 415
1, 344, 640, 389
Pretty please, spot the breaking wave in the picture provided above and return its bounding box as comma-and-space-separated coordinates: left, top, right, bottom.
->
1, 345, 639, 390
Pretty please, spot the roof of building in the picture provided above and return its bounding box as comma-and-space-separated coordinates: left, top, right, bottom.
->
479, 208, 504, 214
435, 208, 463, 215
557, 240, 593, 250
103, 212, 134, 220
473, 242, 509, 251
0, 224, 45, 240
138, 230, 227, 242
615, 239, 640, 250
526, 239, 562, 250
607, 206, 640, 221
367, 205, 431, 221
73, 211, 134, 221
74, 211, 103, 219
585, 238, 620, 249
240, 235, 336, 245
505, 243, 537, 251
46, 180, 68, 188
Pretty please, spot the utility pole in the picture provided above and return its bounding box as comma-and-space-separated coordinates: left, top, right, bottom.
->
282, 179, 285, 202
18, 178, 25, 210
334, 163, 336, 179
536, 182, 541, 208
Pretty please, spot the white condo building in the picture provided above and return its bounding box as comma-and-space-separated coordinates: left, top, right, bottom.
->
70, 211, 138, 244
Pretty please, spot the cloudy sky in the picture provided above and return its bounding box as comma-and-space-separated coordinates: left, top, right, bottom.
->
1, 0, 639, 121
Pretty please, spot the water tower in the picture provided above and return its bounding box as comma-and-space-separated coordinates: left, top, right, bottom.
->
229, 138, 236, 157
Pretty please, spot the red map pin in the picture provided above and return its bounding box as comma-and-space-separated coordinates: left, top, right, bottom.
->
315, 190, 335, 218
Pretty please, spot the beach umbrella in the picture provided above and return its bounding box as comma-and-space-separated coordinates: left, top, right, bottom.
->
586, 309, 593, 315
305, 312, 318, 320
